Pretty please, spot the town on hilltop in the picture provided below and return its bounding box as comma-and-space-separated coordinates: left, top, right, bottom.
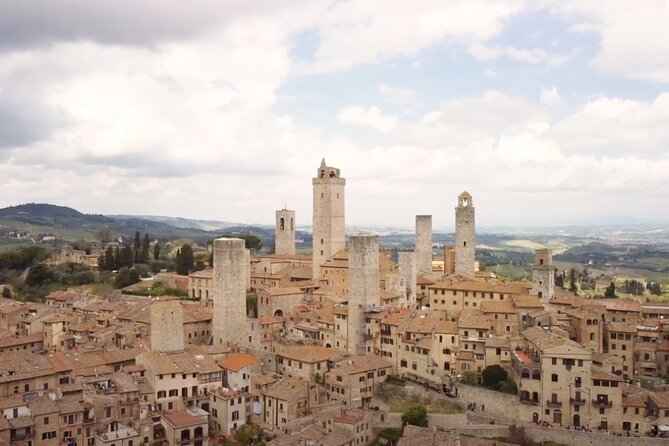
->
2, 159, 669, 446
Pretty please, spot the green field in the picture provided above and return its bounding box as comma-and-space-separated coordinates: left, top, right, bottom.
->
637, 257, 669, 268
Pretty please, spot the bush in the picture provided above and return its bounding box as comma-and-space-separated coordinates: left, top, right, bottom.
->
482, 365, 508, 389
401, 405, 428, 427
114, 267, 140, 288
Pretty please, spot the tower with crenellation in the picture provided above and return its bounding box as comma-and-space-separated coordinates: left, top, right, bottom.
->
312, 159, 346, 279
455, 191, 476, 274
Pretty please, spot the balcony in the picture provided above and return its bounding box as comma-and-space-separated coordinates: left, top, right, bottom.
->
546, 399, 562, 408
592, 399, 613, 408
569, 397, 586, 406
520, 398, 539, 406
363, 334, 374, 341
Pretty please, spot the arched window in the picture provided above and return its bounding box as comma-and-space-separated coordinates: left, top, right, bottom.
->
463, 241, 467, 247
280, 217, 285, 230
590, 333, 595, 341
586, 319, 592, 325
532, 369, 540, 380
320, 170, 325, 178
521, 368, 530, 379
329, 170, 336, 178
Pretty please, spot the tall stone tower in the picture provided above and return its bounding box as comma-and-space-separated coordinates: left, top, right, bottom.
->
275, 208, 296, 255
151, 299, 184, 354
455, 191, 476, 274
398, 252, 417, 308
212, 238, 248, 347
443, 245, 456, 274
415, 215, 433, 277
532, 248, 555, 303
312, 159, 346, 279
347, 235, 380, 355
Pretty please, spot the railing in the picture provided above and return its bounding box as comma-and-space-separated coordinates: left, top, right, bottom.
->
592, 399, 613, 408
520, 398, 539, 406
546, 399, 562, 407
570, 397, 586, 406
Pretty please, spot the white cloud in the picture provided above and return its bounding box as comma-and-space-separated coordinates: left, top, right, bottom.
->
550, 1, 669, 82
337, 105, 398, 132
540, 86, 562, 106
550, 93, 669, 154
468, 43, 568, 66
377, 83, 416, 104
299, 0, 527, 73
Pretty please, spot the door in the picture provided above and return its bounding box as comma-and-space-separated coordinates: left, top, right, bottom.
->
553, 410, 562, 425
573, 414, 580, 427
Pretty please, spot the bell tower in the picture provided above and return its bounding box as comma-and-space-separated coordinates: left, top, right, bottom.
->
312, 159, 346, 279
275, 208, 296, 255
455, 191, 476, 274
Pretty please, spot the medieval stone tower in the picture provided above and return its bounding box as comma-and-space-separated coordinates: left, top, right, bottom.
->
275, 208, 296, 255
150, 299, 184, 354
532, 248, 555, 302
312, 159, 346, 279
415, 215, 433, 277
455, 191, 476, 274
398, 251, 417, 308
347, 235, 380, 355
212, 238, 248, 347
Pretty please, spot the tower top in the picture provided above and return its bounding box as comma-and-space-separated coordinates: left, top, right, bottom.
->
458, 191, 473, 208
315, 159, 341, 179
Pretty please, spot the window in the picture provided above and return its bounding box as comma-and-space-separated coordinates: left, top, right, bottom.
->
551, 374, 558, 382
44, 417, 49, 425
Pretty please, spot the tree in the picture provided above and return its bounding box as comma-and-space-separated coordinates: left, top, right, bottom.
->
113, 246, 121, 270
26, 264, 52, 286
604, 281, 616, 298
650, 282, 663, 296
114, 267, 140, 288
118, 246, 134, 269
94, 228, 114, 244
401, 405, 428, 427
141, 233, 150, 263
1, 287, 11, 299
481, 365, 508, 389
133, 231, 141, 262
153, 241, 161, 260
175, 244, 194, 275
555, 271, 564, 289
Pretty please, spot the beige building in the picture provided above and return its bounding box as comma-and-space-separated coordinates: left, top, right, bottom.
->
209, 387, 248, 435
324, 355, 391, 408
161, 411, 209, 446
276, 347, 339, 381
188, 268, 213, 306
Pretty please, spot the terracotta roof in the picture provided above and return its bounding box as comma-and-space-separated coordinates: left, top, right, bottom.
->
591, 367, 623, 382
188, 268, 213, 279
329, 355, 392, 375
511, 295, 543, 308
162, 411, 207, 428
278, 346, 339, 363
481, 300, 516, 313
218, 353, 259, 372
431, 279, 528, 294
607, 321, 636, 333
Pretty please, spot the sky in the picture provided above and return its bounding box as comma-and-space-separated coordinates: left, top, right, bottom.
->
1, 0, 669, 229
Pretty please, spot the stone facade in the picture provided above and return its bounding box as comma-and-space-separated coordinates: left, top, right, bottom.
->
275, 208, 296, 255
455, 191, 476, 274
212, 238, 248, 347
312, 159, 346, 279
398, 252, 417, 308
150, 299, 184, 354
532, 248, 555, 302
347, 235, 380, 355
415, 215, 433, 277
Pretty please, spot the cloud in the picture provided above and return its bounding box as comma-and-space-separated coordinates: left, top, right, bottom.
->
337, 105, 398, 132
540, 86, 562, 106
299, 0, 526, 73
377, 83, 416, 104
468, 43, 568, 66
0, 0, 321, 49
550, 93, 669, 155
550, 1, 669, 82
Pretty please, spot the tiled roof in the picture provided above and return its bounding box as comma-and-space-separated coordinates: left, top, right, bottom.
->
218, 353, 259, 372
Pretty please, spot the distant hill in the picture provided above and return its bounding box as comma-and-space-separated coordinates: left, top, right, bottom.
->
108, 214, 241, 231
0, 203, 113, 226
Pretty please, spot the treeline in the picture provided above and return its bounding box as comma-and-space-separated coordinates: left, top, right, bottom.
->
98, 232, 159, 271
620, 279, 662, 296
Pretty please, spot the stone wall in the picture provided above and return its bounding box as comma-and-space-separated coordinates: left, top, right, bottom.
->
348, 235, 379, 355
150, 299, 184, 354
415, 215, 432, 278
212, 238, 248, 347
398, 252, 417, 307
455, 193, 475, 274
